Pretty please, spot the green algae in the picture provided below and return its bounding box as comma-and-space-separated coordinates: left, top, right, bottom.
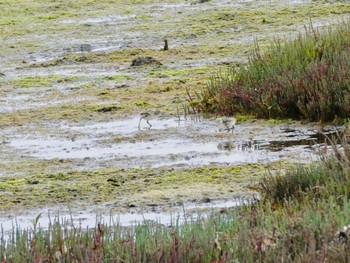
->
134, 101, 150, 107
0, 180, 22, 190
87, 104, 123, 113
97, 74, 130, 81
152, 66, 211, 78
0, 161, 290, 213
12, 75, 78, 88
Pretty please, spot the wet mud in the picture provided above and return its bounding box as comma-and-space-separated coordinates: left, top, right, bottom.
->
4, 117, 326, 171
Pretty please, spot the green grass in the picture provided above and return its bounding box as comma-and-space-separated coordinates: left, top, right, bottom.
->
199, 20, 350, 122
0, 191, 349, 262
12, 75, 78, 88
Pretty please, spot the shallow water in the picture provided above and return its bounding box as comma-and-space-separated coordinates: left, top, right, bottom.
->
6, 117, 323, 169
68, 116, 180, 135
0, 199, 246, 235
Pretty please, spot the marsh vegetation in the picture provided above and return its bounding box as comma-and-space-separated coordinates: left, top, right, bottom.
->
200, 21, 350, 122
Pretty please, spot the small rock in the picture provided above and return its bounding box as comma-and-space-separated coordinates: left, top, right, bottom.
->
76, 44, 92, 52
107, 178, 122, 187
147, 203, 159, 207
281, 127, 296, 133
187, 33, 197, 39
130, 56, 162, 67
115, 84, 128, 89
184, 156, 191, 161
97, 105, 120, 112
202, 197, 211, 203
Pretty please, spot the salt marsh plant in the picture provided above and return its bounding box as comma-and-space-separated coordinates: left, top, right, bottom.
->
1, 194, 350, 262
201, 21, 350, 122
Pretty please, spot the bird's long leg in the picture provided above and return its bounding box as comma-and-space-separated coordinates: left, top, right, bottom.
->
146, 120, 152, 129
225, 125, 235, 133
138, 117, 144, 130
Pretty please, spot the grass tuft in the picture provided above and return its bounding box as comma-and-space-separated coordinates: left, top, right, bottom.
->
259, 132, 350, 206
200, 21, 350, 122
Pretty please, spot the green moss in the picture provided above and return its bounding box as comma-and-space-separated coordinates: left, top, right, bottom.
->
135, 101, 149, 107
0, 180, 20, 190
37, 14, 61, 20
12, 75, 78, 88
214, 11, 237, 21
311, 3, 350, 15
234, 114, 257, 122
266, 119, 283, 124
85, 103, 123, 112
155, 66, 209, 77
47, 172, 70, 180
0, 162, 289, 212
97, 74, 130, 81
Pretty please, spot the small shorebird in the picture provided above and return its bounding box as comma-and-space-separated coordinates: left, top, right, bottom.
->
138, 110, 161, 130
217, 141, 235, 150
217, 117, 237, 133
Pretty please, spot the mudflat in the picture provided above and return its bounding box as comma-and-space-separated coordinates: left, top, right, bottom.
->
0, 0, 348, 219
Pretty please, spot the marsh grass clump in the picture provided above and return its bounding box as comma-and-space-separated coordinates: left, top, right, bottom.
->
258, 164, 328, 204
259, 133, 350, 206
2, 195, 350, 262
200, 21, 350, 122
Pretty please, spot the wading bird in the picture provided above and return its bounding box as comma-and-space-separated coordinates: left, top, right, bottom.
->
138, 110, 161, 130
218, 117, 237, 133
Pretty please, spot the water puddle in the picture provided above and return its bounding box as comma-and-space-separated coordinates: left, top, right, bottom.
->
9, 135, 272, 166
0, 199, 246, 235
68, 116, 180, 136
61, 14, 136, 25
0, 96, 82, 113
7, 118, 325, 168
